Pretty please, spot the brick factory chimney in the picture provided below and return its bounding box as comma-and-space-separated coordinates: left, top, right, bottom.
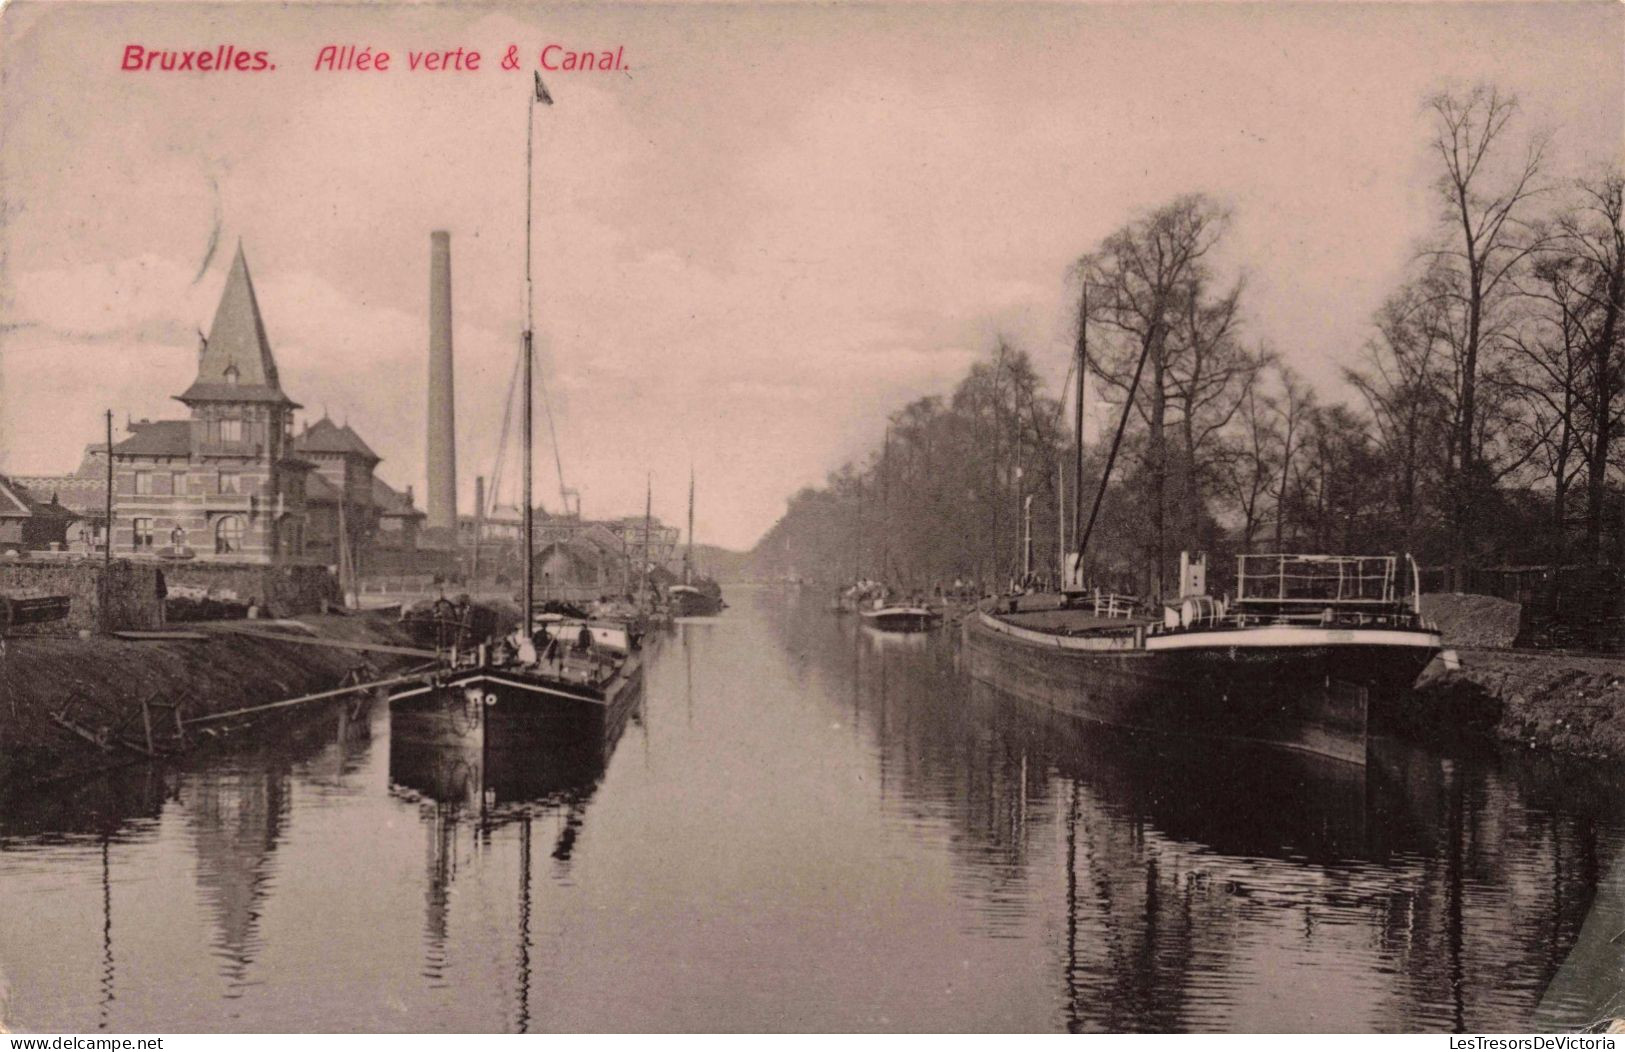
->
426, 230, 457, 542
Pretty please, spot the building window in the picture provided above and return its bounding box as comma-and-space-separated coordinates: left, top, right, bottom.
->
132, 517, 154, 549
224, 364, 239, 385
134, 470, 152, 495
219, 471, 240, 495
172, 471, 187, 496
220, 419, 242, 443
215, 515, 245, 555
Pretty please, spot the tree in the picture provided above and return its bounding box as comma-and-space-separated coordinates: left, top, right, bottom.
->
1166, 276, 1262, 552
1347, 283, 1454, 556
1213, 348, 1282, 551
1558, 172, 1625, 561
1270, 365, 1315, 549
1080, 193, 1233, 597
1423, 85, 1550, 581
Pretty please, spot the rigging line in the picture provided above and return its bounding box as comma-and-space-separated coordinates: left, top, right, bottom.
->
1049, 353, 1077, 438
1076, 322, 1158, 564
532, 354, 569, 512
488, 342, 526, 516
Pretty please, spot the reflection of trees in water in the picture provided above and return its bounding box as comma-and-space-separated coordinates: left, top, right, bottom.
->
773, 592, 1625, 1031
0, 763, 171, 842
184, 766, 290, 996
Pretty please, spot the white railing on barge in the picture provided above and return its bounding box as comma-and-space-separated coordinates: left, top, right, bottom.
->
1235, 554, 1422, 614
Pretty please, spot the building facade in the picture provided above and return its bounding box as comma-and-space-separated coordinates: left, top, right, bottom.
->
108, 245, 313, 564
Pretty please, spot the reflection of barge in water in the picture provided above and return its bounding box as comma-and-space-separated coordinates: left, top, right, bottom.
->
963, 554, 1442, 764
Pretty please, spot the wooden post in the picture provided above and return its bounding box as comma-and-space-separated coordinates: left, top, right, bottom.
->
104, 410, 114, 569
140, 698, 155, 755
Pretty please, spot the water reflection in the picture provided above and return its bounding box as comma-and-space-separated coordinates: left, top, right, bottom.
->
387, 688, 642, 1032
1, 592, 1622, 1032
186, 767, 288, 995
776, 594, 1625, 1031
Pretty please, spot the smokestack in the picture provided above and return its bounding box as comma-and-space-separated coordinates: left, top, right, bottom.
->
426, 230, 457, 540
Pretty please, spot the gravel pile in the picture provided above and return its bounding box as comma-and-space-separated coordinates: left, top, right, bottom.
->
1420, 592, 1522, 648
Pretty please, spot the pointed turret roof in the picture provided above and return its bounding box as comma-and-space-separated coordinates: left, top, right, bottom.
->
177, 243, 300, 408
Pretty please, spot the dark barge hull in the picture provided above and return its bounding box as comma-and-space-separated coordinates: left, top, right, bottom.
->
388, 656, 643, 751
962, 612, 1439, 764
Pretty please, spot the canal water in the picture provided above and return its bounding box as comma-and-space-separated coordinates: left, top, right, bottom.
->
3, 586, 1624, 1032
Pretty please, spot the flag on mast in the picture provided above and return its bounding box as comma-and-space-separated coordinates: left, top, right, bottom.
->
534, 71, 554, 105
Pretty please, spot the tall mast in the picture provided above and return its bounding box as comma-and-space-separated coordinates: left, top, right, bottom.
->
853, 475, 862, 583
1072, 283, 1087, 566
522, 74, 552, 635
685, 467, 694, 585
881, 425, 891, 586
104, 410, 113, 568
640, 475, 652, 606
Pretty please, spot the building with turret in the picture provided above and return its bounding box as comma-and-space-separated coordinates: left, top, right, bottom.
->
107, 244, 313, 563
15, 242, 430, 572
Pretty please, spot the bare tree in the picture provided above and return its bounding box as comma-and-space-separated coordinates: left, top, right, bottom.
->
1504, 251, 1591, 558
1558, 172, 1625, 561
1347, 284, 1453, 554
1081, 193, 1232, 596
1423, 85, 1551, 581
1270, 365, 1315, 550
1166, 276, 1261, 551
1214, 347, 1283, 550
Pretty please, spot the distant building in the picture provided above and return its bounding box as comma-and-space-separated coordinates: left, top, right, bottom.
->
606, 516, 680, 567
373, 476, 426, 555
7, 445, 109, 552
0, 475, 78, 553
453, 507, 679, 593
293, 416, 417, 569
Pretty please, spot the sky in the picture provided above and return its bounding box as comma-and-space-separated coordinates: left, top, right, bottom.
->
1, 1, 1620, 549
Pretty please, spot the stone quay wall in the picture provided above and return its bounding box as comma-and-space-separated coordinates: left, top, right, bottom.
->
0, 558, 338, 631
0, 559, 164, 632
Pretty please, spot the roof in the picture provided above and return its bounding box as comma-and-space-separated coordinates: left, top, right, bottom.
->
5, 475, 107, 517
74, 443, 108, 478
294, 417, 381, 463
372, 476, 424, 519
176, 383, 299, 406
176, 244, 299, 409
304, 473, 342, 503
110, 420, 192, 457
0, 476, 32, 517
0, 476, 79, 521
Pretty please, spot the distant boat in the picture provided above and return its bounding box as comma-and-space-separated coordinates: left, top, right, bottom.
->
671, 469, 726, 617
859, 602, 939, 633
668, 582, 724, 617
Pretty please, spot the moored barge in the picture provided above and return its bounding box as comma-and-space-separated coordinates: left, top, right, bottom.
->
963, 554, 1442, 763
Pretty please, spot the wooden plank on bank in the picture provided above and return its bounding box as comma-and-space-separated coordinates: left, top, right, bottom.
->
183, 671, 430, 726
111, 630, 210, 641
204, 623, 438, 659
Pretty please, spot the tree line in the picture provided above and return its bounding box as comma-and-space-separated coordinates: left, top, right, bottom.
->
754, 85, 1625, 601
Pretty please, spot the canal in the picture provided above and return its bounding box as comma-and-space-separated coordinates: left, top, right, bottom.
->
3, 586, 1623, 1032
